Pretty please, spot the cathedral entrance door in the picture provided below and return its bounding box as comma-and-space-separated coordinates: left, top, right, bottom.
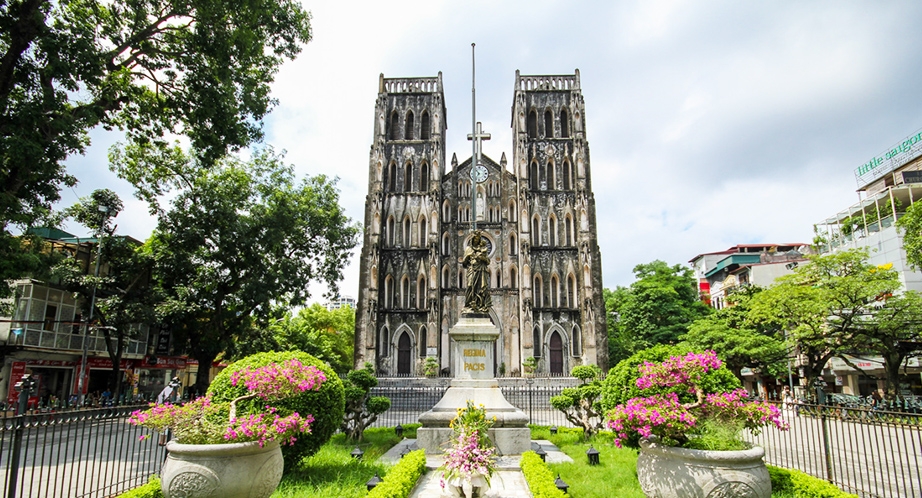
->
397, 332, 412, 375
549, 332, 563, 375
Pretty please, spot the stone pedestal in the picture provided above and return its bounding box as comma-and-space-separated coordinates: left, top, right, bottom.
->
417, 314, 531, 455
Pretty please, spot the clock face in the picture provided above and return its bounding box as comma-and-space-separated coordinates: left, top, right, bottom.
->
470, 164, 488, 183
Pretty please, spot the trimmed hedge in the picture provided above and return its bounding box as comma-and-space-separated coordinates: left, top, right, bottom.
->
768, 466, 859, 498
207, 351, 345, 468
115, 476, 162, 498
520, 450, 568, 498
367, 449, 427, 498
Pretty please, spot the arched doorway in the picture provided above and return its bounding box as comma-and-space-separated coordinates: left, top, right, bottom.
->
549, 332, 564, 375
397, 332, 412, 375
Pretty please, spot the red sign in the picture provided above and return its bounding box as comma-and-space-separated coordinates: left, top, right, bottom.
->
6, 362, 40, 408
86, 358, 132, 369
27, 359, 77, 367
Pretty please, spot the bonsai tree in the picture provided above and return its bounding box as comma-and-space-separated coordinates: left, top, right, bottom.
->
423, 357, 440, 377
523, 356, 538, 376
341, 363, 391, 441
550, 365, 604, 438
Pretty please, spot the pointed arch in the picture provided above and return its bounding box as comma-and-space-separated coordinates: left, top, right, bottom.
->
420, 161, 429, 190
386, 216, 395, 246
442, 232, 450, 256
533, 325, 542, 357
548, 214, 557, 247
532, 216, 541, 246
565, 215, 574, 246
378, 326, 390, 358
550, 274, 560, 308
509, 200, 517, 222
442, 265, 450, 289
527, 110, 538, 139
442, 200, 451, 222
384, 275, 395, 308
458, 268, 465, 288
549, 331, 564, 374
509, 233, 517, 255
547, 160, 555, 190
509, 265, 518, 289
387, 162, 397, 192
389, 111, 399, 141
544, 109, 553, 138
529, 161, 539, 190
397, 331, 412, 374
418, 215, 428, 247
567, 274, 576, 308
560, 108, 570, 138
399, 275, 410, 309
563, 160, 572, 190
403, 216, 411, 247
404, 162, 413, 192
534, 274, 544, 307
417, 275, 426, 308
419, 326, 428, 357
420, 110, 431, 140
571, 325, 582, 357
405, 110, 415, 140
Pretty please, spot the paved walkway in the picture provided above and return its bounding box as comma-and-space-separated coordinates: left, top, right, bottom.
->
380, 439, 572, 498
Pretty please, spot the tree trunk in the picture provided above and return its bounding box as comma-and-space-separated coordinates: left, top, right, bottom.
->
192, 350, 218, 395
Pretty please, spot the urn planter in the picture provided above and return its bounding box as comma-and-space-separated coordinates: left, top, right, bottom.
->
161, 440, 284, 498
636, 438, 771, 498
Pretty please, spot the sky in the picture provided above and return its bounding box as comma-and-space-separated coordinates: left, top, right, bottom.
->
61, 1, 922, 300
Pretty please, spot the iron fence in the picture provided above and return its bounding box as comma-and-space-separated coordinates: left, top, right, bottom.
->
0, 406, 164, 498
744, 401, 922, 498
368, 385, 584, 429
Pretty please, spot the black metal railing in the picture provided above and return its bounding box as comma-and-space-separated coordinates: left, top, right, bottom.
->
0, 405, 165, 498
367, 385, 580, 429
744, 401, 922, 498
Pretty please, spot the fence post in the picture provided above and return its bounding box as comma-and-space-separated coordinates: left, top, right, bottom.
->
6, 416, 24, 498
819, 405, 834, 483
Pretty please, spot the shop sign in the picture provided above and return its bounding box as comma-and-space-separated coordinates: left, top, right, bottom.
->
740, 367, 755, 377
828, 355, 883, 371
26, 359, 76, 367
86, 358, 132, 369
141, 356, 188, 369
855, 128, 922, 189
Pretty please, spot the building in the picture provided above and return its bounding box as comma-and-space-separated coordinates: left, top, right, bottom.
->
813, 127, 922, 397
353, 71, 607, 376
0, 229, 187, 408
325, 295, 356, 311
689, 243, 811, 309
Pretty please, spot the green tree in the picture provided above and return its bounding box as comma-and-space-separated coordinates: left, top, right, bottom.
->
53, 189, 158, 403
604, 286, 635, 365
340, 363, 391, 442
613, 261, 711, 356
747, 248, 901, 387
229, 303, 356, 375
851, 291, 922, 400
682, 286, 788, 379
896, 201, 922, 270
549, 365, 604, 438
149, 149, 360, 393
0, 0, 312, 290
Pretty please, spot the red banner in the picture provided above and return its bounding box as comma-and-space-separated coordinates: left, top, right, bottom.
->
6, 362, 40, 407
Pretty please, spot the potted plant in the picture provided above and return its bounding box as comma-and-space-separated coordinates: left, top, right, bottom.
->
606, 351, 788, 498
523, 356, 537, 377
440, 401, 497, 498
130, 358, 327, 498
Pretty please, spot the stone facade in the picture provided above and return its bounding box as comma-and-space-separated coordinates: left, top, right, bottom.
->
354, 70, 607, 376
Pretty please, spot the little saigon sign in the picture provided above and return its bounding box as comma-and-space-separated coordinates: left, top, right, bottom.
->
855, 128, 922, 190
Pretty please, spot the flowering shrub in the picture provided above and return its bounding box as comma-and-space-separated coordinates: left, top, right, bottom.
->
440, 401, 497, 488
606, 350, 788, 450
130, 359, 326, 447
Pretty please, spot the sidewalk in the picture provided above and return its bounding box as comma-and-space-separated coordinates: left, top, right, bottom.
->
380, 439, 572, 498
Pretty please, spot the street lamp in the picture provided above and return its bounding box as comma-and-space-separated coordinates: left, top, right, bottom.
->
76, 204, 113, 407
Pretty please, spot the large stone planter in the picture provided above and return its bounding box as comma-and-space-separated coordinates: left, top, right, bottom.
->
161, 439, 284, 498
637, 438, 771, 498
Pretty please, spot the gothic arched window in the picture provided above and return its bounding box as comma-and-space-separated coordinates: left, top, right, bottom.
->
509, 233, 517, 255
379, 327, 389, 357
571, 325, 581, 356
560, 109, 569, 138
442, 265, 450, 288
565, 215, 574, 246
563, 160, 572, 190
389, 112, 399, 141
386, 217, 395, 246
567, 274, 576, 308
546, 161, 555, 190
420, 161, 429, 190
548, 214, 557, 247
544, 110, 553, 138
532, 217, 540, 246
442, 232, 450, 255
404, 163, 413, 192
510, 266, 517, 289
384, 275, 394, 308
419, 326, 428, 357
550, 275, 559, 308
534, 274, 544, 307
419, 216, 427, 247
529, 162, 539, 190
509, 200, 517, 222
527, 110, 537, 139
403, 217, 411, 247
405, 110, 415, 140
387, 162, 397, 192
533, 326, 542, 357
417, 276, 426, 308
420, 111, 431, 140
401, 276, 410, 308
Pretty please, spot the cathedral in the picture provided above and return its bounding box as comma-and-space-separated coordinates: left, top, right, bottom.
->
353, 70, 607, 376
